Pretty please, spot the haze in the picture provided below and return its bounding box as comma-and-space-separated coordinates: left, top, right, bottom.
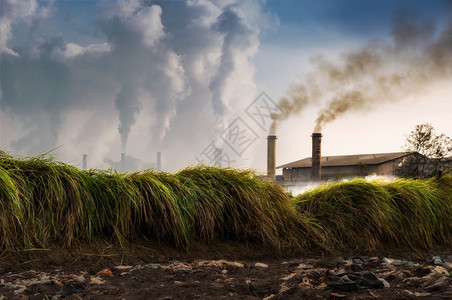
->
1, 0, 451, 174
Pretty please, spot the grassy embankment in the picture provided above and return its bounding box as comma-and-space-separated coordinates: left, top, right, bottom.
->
1, 152, 451, 254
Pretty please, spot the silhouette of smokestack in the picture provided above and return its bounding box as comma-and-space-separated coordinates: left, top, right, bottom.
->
121, 152, 125, 171
311, 133, 322, 182
157, 152, 161, 171
82, 154, 87, 170
267, 135, 277, 181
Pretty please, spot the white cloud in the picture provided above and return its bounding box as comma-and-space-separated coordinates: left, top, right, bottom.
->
1, 0, 271, 171
54, 42, 112, 60
0, 0, 54, 56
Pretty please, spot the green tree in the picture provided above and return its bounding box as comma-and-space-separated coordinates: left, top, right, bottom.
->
402, 123, 452, 178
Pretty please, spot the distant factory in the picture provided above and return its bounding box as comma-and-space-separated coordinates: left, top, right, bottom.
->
266, 133, 426, 183
278, 152, 417, 182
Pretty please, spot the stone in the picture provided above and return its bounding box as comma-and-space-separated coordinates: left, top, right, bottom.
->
352, 258, 364, 264
255, 262, 268, 268
165, 262, 192, 273
379, 278, 390, 288
424, 278, 449, 292
89, 276, 105, 285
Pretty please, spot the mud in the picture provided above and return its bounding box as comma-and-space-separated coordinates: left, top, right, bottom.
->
1, 242, 451, 299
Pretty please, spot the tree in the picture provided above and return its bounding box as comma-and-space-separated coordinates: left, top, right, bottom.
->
402, 123, 452, 178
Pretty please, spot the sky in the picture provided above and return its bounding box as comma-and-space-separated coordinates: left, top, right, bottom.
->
1, 0, 451, 174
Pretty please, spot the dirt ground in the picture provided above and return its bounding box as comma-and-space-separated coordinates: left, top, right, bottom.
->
1, 241, 451, 299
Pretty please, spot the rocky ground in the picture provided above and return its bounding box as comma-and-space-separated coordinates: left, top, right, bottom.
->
1, 246, 452, 300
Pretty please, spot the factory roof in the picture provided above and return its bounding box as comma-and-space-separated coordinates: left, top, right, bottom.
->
277, 152, 414, 169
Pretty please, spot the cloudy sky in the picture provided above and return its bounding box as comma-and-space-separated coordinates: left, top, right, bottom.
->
1, 0, 451, 173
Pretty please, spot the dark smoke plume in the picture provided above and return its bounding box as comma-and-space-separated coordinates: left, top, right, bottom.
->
271, 4, 452, 134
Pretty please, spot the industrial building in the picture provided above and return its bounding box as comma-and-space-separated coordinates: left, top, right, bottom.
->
277, 152, 418, 182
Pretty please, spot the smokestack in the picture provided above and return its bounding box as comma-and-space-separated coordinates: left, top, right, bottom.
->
121, 152, 125, 171
267, 135, 277, 181
157, 152, 161, 171
311, 133, 322, 182
82, 154, 87, 170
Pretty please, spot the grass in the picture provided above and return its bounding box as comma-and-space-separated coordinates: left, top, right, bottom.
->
1, 151, 451, 254
294, 173, 452, 252
0, 153, 305, 252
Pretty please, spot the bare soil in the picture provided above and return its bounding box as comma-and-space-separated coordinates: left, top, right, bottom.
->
1, 240, 451, 299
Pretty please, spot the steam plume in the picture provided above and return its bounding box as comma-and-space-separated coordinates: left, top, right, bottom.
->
209, 3, 262, 144
271, 4, 452, 134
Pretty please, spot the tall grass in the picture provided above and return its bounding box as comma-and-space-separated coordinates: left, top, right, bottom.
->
1, 151, 451, 254
294, 174, 452, 252
0, 153, 305, 252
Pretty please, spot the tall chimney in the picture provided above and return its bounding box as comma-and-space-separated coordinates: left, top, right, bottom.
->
157, 152, 161, 171
121, 152, 125, 171
311, 133, 322, 182
267, 135, 277, 181
82, 154, 87, 170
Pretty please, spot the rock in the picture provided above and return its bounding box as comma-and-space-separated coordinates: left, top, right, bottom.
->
255, 262, 268, 268
165, 262, 192, 272
378, 278, 390, 288
263, 294, 275, 300
221, 269, 227, 274
245, 279, 252, 285
96, 269, 114, 277
427, 256, 444, 265
145, 263, 161, 269
424, 278, 449, 292
89, 276, 105, 285
414, 291, 431, 297
352, 258, 364, 264
433, 266, 449, 276
174, 281, 183, 285
433, 257, 444, 265
197, 260, 243, 268
382, 258, 413, 266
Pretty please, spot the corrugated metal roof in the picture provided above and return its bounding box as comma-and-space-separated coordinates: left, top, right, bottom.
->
277, 152, 411, 169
